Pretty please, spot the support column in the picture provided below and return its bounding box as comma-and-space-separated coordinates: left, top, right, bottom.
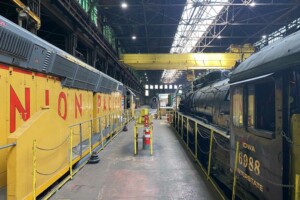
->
66, 32, 77, 56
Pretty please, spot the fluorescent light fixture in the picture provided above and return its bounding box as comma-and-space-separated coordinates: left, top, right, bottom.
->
121, 2, 128, 9
132, 35, 136, 40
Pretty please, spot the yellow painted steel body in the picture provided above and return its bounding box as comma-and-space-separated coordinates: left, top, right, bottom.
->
0, 64, 124, 199
120, 51, 253, 70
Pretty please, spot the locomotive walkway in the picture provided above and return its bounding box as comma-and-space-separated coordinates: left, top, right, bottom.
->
51, 117, 220, 200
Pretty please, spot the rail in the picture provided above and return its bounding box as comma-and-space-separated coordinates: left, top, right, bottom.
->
31, 109, 134, 200
172, 111, 294, 200
0, 142, 16, 150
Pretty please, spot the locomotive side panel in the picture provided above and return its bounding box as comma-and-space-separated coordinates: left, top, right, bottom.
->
230, 77, 283, 200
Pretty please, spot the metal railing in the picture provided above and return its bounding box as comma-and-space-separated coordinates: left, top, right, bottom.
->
31, 109, 134, 200
0, 142, 16, 150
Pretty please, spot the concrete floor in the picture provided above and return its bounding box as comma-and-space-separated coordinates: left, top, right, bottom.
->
51, 118, 220, 200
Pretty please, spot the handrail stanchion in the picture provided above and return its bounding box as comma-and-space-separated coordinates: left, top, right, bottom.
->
195, 122, 198, 159
187, 118, 189, 146
181, 115, 183, 138
232, 141, 240, 200
32, 140, 37, 200
79, 123, 83, 157
69, 129, 73, 179
101, 116, 104, 148
89, 120, 92, 155
134, 126, 137, 155
150, 125, 153, 155
207, 130, 214, 179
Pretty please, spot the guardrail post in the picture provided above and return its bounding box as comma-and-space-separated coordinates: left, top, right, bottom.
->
232, 141, 240, 200
177, 113, 180, 132
99, 117, 102, 142
101, 116, 104, 147
69, 129, 73, 179
134, 125, 137, 155
79, 123, 83, 157
109, 114, 111, 134
32, 140, 37, 200
181, 115, 183, 138
187, 118, 189, 146
150, 125, 153, 156
89, 120, 92, 155
195, 122, 198, 159
207, 130, 214, 179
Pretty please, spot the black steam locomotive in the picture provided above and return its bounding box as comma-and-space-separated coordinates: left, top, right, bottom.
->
179, 70, 230, 130
177, 30, 300, 200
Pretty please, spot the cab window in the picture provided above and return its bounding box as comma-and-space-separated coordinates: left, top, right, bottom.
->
232, 87, 243, 127
290, 70, 300, 114
247, 81, 275, 132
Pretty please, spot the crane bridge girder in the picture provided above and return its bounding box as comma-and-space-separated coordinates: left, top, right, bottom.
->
120, 45, 255, 70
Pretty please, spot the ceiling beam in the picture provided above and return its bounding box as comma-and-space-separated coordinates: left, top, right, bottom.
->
97, 3, 300, 7
112, 22, 291, 26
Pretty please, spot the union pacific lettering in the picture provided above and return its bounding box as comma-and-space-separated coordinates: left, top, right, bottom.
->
9, 86, 88, 132
5, 65, 121, 133
8, 87, 122, 133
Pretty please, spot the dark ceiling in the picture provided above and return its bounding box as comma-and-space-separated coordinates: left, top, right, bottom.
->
99, 0, 300, 85
100, 0, 300, 54
98, 0, 186, 54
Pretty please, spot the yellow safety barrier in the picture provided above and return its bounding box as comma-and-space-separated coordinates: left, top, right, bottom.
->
232, 141, 240, 200
133, 109, 153, 156
173, 112, 228, 200
29, 109, 134, 200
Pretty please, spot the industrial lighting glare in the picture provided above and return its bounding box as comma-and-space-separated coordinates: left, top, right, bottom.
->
121, 2, 128, 9
217, 35, 222, 39
262, 35, 267, 39
132, 35, 136, 40
250, 2, 256, 7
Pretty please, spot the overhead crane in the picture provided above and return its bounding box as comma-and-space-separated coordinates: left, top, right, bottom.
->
120, 44, 254, 70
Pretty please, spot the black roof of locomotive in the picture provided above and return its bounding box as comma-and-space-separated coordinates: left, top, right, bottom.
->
230, 30, 300, 83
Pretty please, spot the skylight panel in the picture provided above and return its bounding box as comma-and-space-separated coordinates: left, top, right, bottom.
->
170, 0, 229, 54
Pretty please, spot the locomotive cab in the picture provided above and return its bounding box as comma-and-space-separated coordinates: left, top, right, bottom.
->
229, 29, 300, 200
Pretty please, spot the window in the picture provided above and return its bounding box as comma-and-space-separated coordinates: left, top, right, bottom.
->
169, 85, 173, 89
179, 90, 182, 94
145, 85, 149, 89
150, 85, 154, 89
254, 81, 275, 131
145, 90, 149, 96
247, 85, 255, 128
174, 85, 178, 89
155, 85, 158, 89
290, 70, 300, 114
164, 85, 168, 89
160, 85, 163, 89
232, 87, 243, 127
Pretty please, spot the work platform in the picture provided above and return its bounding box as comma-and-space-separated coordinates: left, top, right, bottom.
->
50, 117, 220, 200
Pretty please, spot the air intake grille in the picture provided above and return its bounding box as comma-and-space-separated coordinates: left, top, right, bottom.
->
0, 27, 31, 59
